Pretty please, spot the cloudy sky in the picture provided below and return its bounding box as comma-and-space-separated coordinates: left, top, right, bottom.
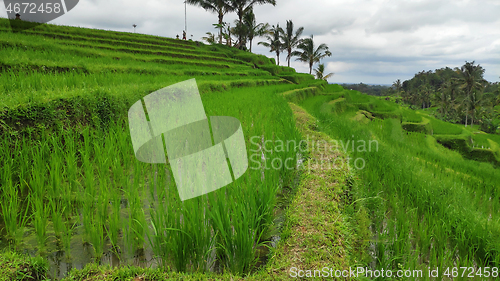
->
1, 0, 499, 84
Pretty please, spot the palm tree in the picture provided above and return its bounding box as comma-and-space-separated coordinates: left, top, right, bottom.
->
456, 61, 486, 126
186, 0, 235, 44
314, 64, 334, 81
231, 20, 249, 48
466, 90, 487, 127
230, 0, 276, 46
408, 88, 420, 108
242, 8, 268, 52
258, 24, 283, 65
437, 80, 462, 120
292, 35, 332, 74
401, 89, 411, 104
440, 79, 460, 101
202, 32, 216, 44
212, 22, 234, 45
392, 79, 402, 94
225, 22, 233, 46
432, 91, 452, 120
418, 84, 432, 109
280, 20, 304, 67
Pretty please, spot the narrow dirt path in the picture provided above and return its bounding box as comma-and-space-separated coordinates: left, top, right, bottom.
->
255, 102, 356, 280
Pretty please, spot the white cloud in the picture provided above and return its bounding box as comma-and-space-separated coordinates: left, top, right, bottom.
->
327, 61, 355, 73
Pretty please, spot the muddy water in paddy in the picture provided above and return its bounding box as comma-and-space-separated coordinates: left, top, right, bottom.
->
0, 169, 300, 280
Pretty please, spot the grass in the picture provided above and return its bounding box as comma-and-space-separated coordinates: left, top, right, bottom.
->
331, 88, 500, 166
0, 251, 48, 281
261, 103, 365, 277
0, 86, 356, 281
0, 17, 354, 280
428, 117, 464, 135
300, 91, 500, 279
1, 15, 498, 278
0, 82, 306, 276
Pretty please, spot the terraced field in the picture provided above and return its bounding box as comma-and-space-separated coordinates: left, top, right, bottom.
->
4, 17, 497, 281
300, 88, 500, 280
0, 19, 338, 280
330, 90, 500, 165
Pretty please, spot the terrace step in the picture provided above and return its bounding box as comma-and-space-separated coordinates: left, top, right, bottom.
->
0, 59, 269, 77
3, 29, 235, 60
0, 21, 204, 52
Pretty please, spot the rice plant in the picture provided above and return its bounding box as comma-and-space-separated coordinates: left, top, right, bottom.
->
0, 85, 301, 275
301, 92, 500, 275
0, 161, 30, 247
0, 18, 307, 276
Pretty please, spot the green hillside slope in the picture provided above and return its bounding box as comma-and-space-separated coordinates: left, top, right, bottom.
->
300, 87, 500, 280
0, 19, 322, 136
0, 19, 357, 281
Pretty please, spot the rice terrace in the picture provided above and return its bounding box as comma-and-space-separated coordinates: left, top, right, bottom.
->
0, 0, 500, 280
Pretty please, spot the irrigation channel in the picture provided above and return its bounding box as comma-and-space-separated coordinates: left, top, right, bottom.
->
0, 85, 305, 278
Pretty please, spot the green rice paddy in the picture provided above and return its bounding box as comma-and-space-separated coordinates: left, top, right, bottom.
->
300, 89, 500, 280
0, 18, 317, 278
2, 16, 499, 281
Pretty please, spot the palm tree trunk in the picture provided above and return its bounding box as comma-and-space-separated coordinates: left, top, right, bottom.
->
218, 13, 223, 44
309, 62, 313, 74
249, 38, 252, 52
287, 50, 291, 67
238, 8, 244, 46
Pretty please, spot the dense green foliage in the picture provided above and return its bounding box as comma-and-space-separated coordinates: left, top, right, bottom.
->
397, 63, 500, 131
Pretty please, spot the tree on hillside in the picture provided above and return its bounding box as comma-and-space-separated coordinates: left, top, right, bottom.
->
280, 20, 304, 67
292, 35, 331, 74
258, 24, 283, 65
231, 20, 248, 48
432, 91, 453, 120
434, 80, 461, 121
212, 22, 233, 45
407, 88, 420, 109
456, 61, 487, 127
465, 90, 487, 128
392, 79, 402, 95
440, 79, 460, 101
202, 32, 216, 44
314, 63, 334, 81
477, 108, 499, 134
419, 84, 433, 109
230, 0, 276, 47
186, 0, 235, 44
401, 89, 411, 104
242, 8, 268, 52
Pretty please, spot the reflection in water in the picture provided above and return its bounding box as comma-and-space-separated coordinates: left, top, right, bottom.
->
45, 234, 157, 279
